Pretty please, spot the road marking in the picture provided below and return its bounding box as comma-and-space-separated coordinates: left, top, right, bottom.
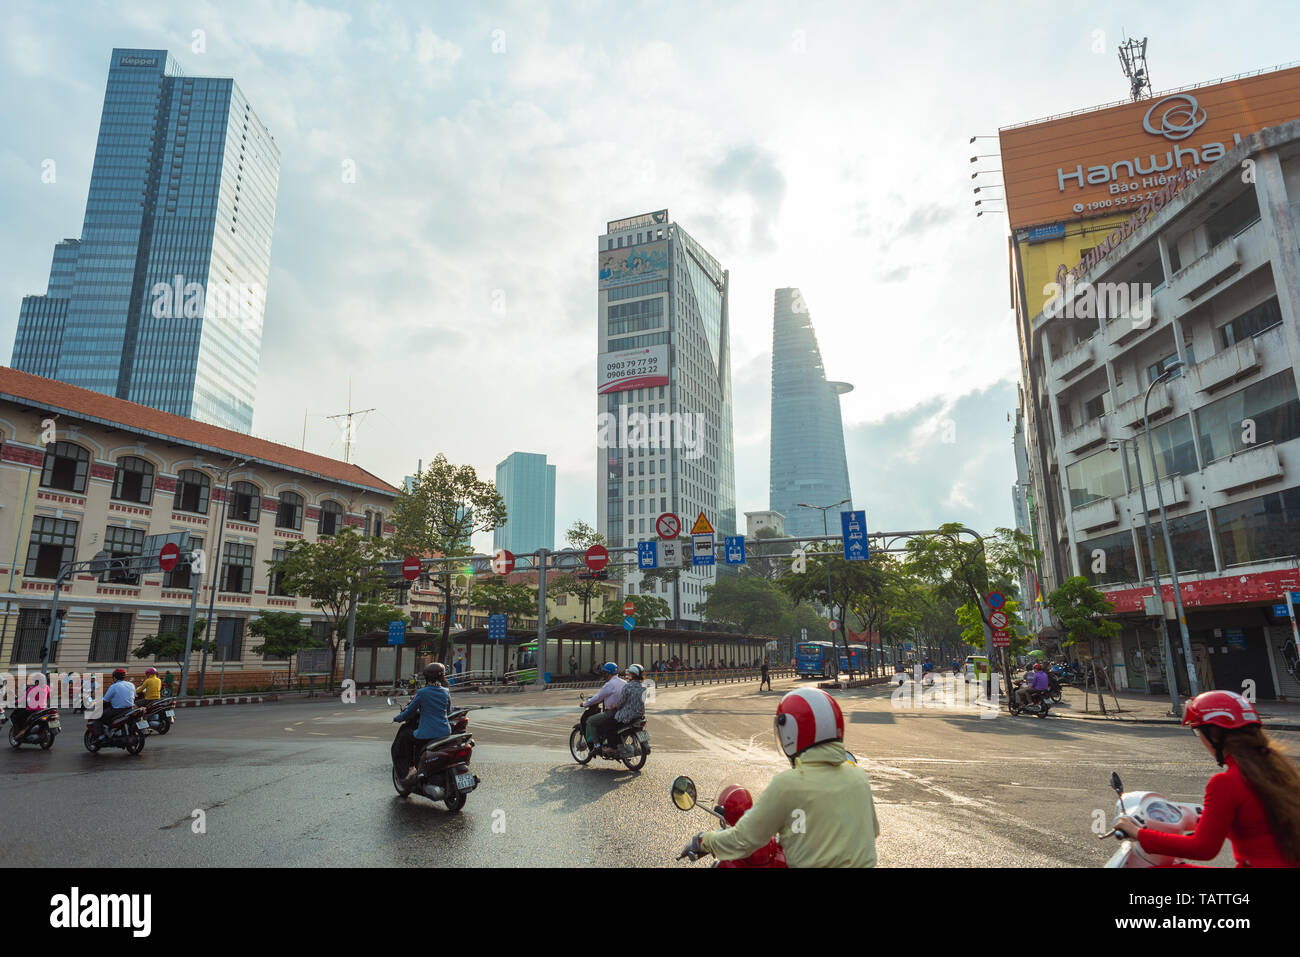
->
308, 731, 327, 736
283, 727, 294, 732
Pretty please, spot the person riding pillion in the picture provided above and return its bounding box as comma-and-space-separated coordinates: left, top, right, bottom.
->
596, 663, 647, 752
681, 688, 880, 867
581, 663, 625, 751
137, 667, 163, 702
394, 662, 454, 785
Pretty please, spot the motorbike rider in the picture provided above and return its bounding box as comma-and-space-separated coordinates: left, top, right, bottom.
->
1115, 690, 1300, 867
681, 687, 879, 867
581, 662, 625, 753
1016, 662, 1050, 709
137, 667, 163, 702
393, 662, 453, 785
594, 663, 647, 753
94, 668, 137, 739
8, 674, 49, 736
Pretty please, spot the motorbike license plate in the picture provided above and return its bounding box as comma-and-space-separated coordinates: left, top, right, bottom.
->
165, 710, 175, 718
48, 719, 61, 730
454, 772, 476, 792
637, 731, 649, 745
136, 720, 149, 730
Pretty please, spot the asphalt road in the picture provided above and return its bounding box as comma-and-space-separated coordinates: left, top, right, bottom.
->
4, 675, 1293, 867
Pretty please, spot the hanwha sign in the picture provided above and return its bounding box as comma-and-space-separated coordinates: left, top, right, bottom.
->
1142, 94, 1208, 141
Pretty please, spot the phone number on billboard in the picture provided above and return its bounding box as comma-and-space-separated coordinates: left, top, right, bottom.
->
605, 359, 658, 375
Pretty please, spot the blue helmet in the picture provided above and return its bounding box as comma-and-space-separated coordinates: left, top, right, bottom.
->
602, 662, 618, 675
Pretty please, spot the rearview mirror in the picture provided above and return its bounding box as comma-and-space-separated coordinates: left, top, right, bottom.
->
1109, 771, 1124, 795
844, 750, 857, 765
386, 697, 395, 707
671, 775, 697, 811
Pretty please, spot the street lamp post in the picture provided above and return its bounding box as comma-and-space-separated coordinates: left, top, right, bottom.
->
1110, 432, 1182, 717
1142, 365, 1200, 698
798, 499, 852, 679
198, 458, 247, 697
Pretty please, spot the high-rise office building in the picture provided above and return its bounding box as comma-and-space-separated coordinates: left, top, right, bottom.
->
596, 210, 737, 627
12, 48, 280, 433
494, 452, 556, 555
769, 288, 854, 538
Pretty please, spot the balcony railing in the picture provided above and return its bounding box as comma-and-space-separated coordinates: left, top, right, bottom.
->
1049, 338, 1096, 381
1190, 336, 1260, 394
1072, 497, 1118, 532
1171, 233, 1243, 302
1062, 415, 1109, 455
1204, 443, 1284, 494
1116, 381, 1174, 430
1126, 474, 1188, 514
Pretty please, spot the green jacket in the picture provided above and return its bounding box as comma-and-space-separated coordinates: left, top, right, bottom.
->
699, 740, 879, 867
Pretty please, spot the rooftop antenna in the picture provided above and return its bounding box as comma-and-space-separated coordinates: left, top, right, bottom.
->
1118, 35, 1151, 102
326, 380, 376, 464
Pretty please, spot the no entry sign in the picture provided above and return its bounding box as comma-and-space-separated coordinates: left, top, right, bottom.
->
623, 600, 636, 616
401, 556, 422, 581
158, 542, 180, 572
655, 513, 680, 539
492, 549, 515, 575
585, 544, 609, 571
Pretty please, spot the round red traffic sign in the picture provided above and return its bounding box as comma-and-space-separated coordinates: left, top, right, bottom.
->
623, 600, 636, 616
655, 513, 680, 539
492, 549, 515, 575
989, 611, 1009, 630
159, 542, 180, 572
828, 619, 839, 631
401, 556, 422, 581
585, 544, 609, 571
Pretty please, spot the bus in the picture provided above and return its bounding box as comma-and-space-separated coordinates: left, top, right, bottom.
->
838, 644, 870, 673
514, 640, 539, 683
796, 641, 837, 678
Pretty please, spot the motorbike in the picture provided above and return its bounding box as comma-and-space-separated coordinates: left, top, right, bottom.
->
84, 705, 148, 754
6, 707, 61, 749
139, 697, 177, 735
1096, 770, 1201, 867
388, 696, 479, 812
1047, 672, 1062, 703
670, 775, 787, 868
569, 695, 649, 771
1008, 681, 1053, 718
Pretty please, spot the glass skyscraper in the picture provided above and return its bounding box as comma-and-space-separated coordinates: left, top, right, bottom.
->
494, 452, 556, 555
596, 211, 737, 627
769, 287, 854, 538
12, 48, 280, 433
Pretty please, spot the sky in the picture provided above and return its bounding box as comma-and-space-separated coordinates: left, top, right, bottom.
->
3, 0, 1298, 554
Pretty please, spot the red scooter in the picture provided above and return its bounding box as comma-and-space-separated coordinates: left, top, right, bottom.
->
84, 705, 148, 754
138, 696, 177, 735
670, 775, 787, 868
388, 697, 478, 812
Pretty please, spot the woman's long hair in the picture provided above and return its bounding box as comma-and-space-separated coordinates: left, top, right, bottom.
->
1201, 724, 1300, 864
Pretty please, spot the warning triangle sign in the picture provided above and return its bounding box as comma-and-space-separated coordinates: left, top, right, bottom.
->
690, 511, 714, 535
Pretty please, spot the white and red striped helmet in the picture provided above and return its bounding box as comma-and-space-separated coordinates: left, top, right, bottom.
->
774, 688, 844, 760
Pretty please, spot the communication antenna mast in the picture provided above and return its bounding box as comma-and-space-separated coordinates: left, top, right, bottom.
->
1118, 36, 1151, 102
326, 380, 376, 464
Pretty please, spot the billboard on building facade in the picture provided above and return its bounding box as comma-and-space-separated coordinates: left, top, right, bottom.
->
999, 65, 1300, 230
598, 240, 668, 288
596, 344, 670, 395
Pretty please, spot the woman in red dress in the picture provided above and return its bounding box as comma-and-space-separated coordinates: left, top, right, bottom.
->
1116, 690, 1300, 867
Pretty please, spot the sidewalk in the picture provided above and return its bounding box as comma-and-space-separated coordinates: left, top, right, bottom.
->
1054, 685, 1300, 729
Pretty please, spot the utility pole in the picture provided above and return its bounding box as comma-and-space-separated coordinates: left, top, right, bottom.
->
326, 381, 376, 465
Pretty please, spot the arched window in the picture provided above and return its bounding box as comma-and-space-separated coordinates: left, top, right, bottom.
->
174, 469, 211, 514
229, 481, 261, 523
41, 442, 90, 493
277, 490, 303, 530
319, 500, 343, 536
112, 456, 155, 504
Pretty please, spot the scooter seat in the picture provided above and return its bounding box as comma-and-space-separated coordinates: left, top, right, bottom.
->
419, 731, 472, 753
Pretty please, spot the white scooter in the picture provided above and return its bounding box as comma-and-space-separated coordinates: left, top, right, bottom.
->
1097, 771, 1203, 867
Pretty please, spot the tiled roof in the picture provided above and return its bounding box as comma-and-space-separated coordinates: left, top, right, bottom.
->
0, 366, 399, 496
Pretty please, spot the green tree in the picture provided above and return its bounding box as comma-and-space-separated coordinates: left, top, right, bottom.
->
269, 527, 390, 686
247, 612, 316, 680
132, 618, 210, 668
356, 601, 410, 638
594, 593, 671, 626
549, 521, 614, 623
386, 454, 507, 662
473, 579, 538, 628
702, 573, 792, 636
1045, 576, 1121, 651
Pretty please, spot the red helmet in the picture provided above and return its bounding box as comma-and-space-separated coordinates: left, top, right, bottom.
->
1182, 690, 1260, 730
774, 688, 844, 761
145, 667, 158, 676
715, 784, 754, 826
112, 668, 127, 680
1033, 663, 1043, 671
